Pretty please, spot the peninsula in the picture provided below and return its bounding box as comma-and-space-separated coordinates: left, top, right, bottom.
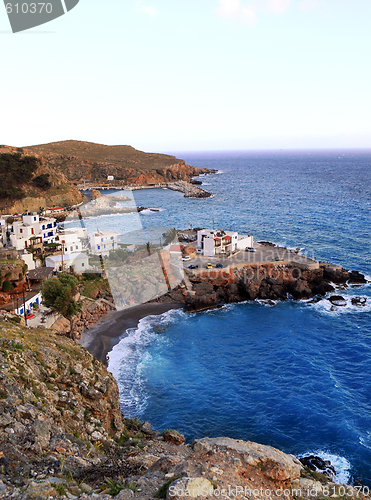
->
0, 140, 216, 214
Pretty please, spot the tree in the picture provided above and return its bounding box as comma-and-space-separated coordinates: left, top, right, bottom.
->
32, 173, 51, 190
41, 273, 81, 338
162, 227, 178, 246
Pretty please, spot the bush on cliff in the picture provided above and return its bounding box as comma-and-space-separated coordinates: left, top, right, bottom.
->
0, 152, 41, 200
32, 173, 52, 190
41, 273, 81, 334
2, 280, 14, 293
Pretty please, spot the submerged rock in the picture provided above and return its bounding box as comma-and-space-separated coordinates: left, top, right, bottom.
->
351, 296, 367, 306
300, 455, 336, 480
328, 295, 347, 306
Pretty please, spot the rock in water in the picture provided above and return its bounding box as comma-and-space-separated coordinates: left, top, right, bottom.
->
328, 295, 347, 306
351, 296, 367, 306
299, 455, 336, 480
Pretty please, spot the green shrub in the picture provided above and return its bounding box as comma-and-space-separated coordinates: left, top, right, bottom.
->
156, 476, 184, 498
0, 389, 8, 399
2, 280, 13, 292
32, 173, 51, 190
114, 430, 129, 446
54, 483, 67, 496
9, 316, 21, 324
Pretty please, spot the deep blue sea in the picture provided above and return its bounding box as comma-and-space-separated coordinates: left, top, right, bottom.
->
86, 150, 371, 484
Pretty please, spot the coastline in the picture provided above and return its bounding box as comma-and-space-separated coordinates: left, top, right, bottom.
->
78, 302, 183, 365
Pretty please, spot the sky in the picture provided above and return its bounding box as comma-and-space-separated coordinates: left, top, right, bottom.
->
1, 0, 371, 152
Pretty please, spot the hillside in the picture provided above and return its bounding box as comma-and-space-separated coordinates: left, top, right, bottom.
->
24, 140, 215, 185
0, 146, 84, 213
0, 321, 363, 500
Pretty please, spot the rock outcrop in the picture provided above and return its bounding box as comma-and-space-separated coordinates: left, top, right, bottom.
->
0, 321, 368, 499
182, 262, 367, 312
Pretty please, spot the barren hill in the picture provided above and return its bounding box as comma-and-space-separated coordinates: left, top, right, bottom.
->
25, 140, 183, 170
24, 140, 214, 186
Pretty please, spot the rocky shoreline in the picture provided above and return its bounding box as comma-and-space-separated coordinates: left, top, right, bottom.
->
0, 321, 369, 500
154, 260, 368, 313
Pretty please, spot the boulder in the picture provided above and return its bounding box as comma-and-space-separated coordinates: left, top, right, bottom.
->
348, 271, 367, 284
289, 280, 312, 299
167, 477, 214, 499
328, 295, 347, 306
193, 437, 303, 481
351, 296, 367, 306
299, 455, 336, 480
162, 430, 186, 445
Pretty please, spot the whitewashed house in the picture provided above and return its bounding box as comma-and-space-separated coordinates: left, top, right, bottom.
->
236, 234, 254, 250
14, 291, 42, 317
46, 253, 89, 274
58, 228, 87, 254
39, 216, 58, 245
196, 229, 254, 257
20, 250, 35, 271
196, 229, 238, 257
0, 219, 6, 246
89, 230, 118, 256
10, 214, 57, 249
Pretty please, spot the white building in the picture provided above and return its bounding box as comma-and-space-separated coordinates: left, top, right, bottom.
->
14, 291, 42, 317
39, 216, 58, 245
197, 229, 253, 257
0, 219, 6, 246
20, 250, 35, 271
89, 230, 118, 256
236, 234, 254, 251
46, 253, 89, 274
58, 228, 87, 254
10, 213, 57, 249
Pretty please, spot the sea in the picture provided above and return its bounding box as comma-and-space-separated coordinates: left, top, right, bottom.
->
78, 150, 371, 485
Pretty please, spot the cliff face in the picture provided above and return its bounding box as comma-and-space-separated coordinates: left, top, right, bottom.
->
0, 323, 123, 445
0, 146, 84, 213
176, 263, 367, 312
0, 321, 366, 499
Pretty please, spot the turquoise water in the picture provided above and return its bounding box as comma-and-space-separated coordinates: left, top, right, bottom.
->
102, 150, 370, 484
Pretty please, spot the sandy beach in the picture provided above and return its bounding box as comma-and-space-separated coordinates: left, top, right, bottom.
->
78, 302, 183, 365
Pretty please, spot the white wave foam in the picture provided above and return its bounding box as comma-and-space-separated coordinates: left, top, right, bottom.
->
257, 299, 279, 307
107, 309, 185, 417
311, 295, 371, 315
140, 208, 165, 214
302, 450, 351, 484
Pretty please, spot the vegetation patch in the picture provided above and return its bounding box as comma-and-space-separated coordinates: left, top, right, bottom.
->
156, 476, 184, 499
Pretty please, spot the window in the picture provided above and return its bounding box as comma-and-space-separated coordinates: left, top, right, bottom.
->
110, 236, 114, 240
82, 263, 84, 267
20, 308, 24, 315
34, 217, 36, 221
75, 246, 78, 250
70, 247, 73, 252
101, 238, 104, 242
104, 245, 106, 248
42, 225, 45, 230
20, 229, 23, 234
98, 245, 100, 250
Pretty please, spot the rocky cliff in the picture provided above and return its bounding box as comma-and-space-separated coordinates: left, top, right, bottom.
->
0, 321, 367, 499
157, 262, 368, 312
0, 146, 84, 213
24, 140, 216, 186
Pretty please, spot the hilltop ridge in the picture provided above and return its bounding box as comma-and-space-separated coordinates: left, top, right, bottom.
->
0, 141, 215, 212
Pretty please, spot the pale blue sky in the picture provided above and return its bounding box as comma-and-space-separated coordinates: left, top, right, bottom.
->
1, 0, 370, 152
